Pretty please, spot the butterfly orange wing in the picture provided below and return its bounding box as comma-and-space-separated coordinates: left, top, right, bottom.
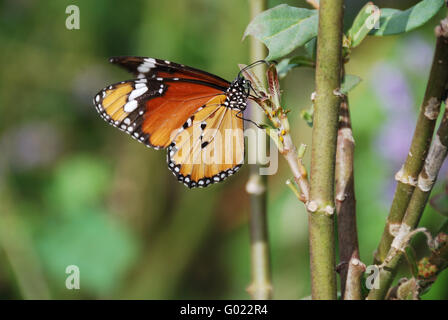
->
94, 78, 226, 149
94, 57, 245, 188
167, 95, 244, 188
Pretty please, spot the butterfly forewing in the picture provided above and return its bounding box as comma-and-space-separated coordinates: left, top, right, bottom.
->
94, 78, 162, 146
110, 56, 230, 89
141, 80, 225, 148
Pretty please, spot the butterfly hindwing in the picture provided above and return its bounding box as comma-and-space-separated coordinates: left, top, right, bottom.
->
167, 95, 244, 188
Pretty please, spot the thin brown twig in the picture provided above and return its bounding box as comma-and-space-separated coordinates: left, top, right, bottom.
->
335, 95, 363, 299
241, 64, 310, 204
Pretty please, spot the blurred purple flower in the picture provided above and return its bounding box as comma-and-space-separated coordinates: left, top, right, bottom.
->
370, 62, 417, 201
371, 62, 416, 164
371, 62, 414, 113
400, 36, 433, 74
370, 55, 448, 203
375, 116, 415, 167
0, 122, 63, 171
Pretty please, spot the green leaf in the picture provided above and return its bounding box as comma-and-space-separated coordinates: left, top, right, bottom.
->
341, 74, 362, 94
370, 0, 445, 36
348, 2, 381, 47
276, 55, 315, 78
243, 4, 318, 60
404, 246, 419, 278
304, 37, 317, 60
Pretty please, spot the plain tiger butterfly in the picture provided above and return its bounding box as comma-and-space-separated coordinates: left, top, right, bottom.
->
93, 57, 260, 188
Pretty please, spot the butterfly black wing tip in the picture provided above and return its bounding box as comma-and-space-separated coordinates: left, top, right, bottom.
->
109, 57, 119, 64
109, 56, 130, 64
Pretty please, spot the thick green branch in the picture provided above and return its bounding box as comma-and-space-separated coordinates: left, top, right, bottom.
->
368, 101, 448, 300
307, 0, 344, 300
375, 16, 448, 264
245, 0, 272, 300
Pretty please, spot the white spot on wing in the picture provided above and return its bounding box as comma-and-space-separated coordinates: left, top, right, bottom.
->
137, 58, 156, 73
135, 83, 147, 89
124, 100, 138, 113
129, 86, 148, 100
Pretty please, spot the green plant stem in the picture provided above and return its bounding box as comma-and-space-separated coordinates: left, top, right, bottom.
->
307, 0, 344, 300
241, 64, 310, 202
246, 0, 272, 300
374, 16, 448, 264
335, 96, 363, 299
122, 191, 216, 299
0, 186, 51, 299
381, 223, 448, 300
368, 101, 448, 300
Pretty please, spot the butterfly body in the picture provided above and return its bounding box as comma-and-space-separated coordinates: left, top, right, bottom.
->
223, 78, 250, 111
93, 57, 250, 188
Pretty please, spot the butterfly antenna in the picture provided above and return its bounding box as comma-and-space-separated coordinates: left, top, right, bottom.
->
238, 60, 270, 79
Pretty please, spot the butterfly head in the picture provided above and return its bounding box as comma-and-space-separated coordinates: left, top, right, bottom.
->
239, 77, 252, 97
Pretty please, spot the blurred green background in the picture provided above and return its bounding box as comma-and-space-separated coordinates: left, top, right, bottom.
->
0, 0, 447, 299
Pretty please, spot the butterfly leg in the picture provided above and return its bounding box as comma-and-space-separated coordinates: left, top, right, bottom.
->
235, 110, 264, 129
